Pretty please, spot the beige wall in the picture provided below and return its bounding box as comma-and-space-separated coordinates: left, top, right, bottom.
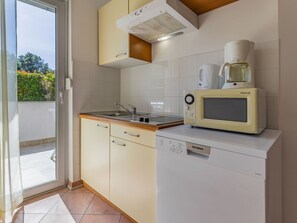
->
71, 0, 121, 182
279, 0, 297, 222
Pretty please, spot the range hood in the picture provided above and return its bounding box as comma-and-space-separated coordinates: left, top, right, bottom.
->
116, 0, 199, 43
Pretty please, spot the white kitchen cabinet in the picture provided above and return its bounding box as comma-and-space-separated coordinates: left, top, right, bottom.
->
81, 118, 110, 199
129, 0, 153, 12
98, 0, 151, 68
110, 135, 156, 223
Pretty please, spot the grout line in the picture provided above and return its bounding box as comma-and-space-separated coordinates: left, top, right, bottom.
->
79, 191, 95, 222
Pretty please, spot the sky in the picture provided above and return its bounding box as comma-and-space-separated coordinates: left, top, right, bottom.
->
17, 1, 56, 69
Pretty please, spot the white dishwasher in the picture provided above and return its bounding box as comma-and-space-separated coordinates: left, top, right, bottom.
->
156, 125, 282, 223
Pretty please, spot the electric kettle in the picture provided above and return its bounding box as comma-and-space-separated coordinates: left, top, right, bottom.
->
198, 64, 220, 89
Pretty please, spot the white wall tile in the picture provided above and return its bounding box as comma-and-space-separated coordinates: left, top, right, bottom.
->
179, 76, 197, 96
180, 55, 198, 77
164, 78, 172, 97
167, 59, 180, 78
170, 97, 180, 115
171, 77, 180, 97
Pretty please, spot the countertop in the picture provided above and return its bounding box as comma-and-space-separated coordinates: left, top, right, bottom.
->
80, 113, 184, 131
156, 125, 281, 158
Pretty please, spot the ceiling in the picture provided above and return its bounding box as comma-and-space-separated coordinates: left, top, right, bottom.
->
180, 0, 238, 15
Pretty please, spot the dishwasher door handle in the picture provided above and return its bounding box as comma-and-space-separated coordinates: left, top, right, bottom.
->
186, 143, 211, 157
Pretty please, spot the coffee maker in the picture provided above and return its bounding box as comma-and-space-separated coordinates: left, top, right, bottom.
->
219, 40, 255, 89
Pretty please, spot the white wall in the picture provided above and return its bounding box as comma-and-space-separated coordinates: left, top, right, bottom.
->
71, 0, 121, 182
279, 1, 297, 223
153, 0, 278, 62
18, 102, 55, 142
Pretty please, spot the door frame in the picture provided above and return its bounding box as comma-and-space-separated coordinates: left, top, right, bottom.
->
18, 0, 69, 198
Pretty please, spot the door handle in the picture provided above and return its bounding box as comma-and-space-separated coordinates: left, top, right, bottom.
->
112, 140, 126, 147
97, 124, 108, 129
124, 131, 140, 137
59, 91, 64, 104
115, 52, 127, 58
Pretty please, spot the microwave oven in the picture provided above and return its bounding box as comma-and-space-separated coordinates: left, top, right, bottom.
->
184, 88, 266, 134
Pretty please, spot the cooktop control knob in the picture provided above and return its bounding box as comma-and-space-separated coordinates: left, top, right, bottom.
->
144, 117, 150, 123
185, 94, 195, 105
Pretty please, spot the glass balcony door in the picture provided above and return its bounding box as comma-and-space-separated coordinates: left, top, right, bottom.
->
17, 0, 68, 197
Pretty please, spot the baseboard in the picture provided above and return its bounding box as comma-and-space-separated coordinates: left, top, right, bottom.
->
67, 179, 83, 189
83, 181, 137, 223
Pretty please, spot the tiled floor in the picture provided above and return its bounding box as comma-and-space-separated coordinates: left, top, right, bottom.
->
20, 143, 56, 189
12, 187, 133, 223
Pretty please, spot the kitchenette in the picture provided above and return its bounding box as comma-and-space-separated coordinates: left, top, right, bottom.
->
73, 0, 283, 223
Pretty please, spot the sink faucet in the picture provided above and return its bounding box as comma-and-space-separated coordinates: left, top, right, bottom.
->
114, 102, 137, 115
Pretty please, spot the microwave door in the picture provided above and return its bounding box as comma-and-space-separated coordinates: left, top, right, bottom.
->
203, 98, 248, 123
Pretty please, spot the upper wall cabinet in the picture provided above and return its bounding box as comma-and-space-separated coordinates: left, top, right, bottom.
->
129, 0, 152, 12
99, 0, 152, 68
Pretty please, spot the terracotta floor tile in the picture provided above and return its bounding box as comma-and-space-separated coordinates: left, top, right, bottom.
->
120, 215, 134, 223
12, 213, 45, 223
72, 214, 83, 223
80, 214, 121, 223
40, 214, 76, 223
86, 196, 120, 215
61, 190, 94, 214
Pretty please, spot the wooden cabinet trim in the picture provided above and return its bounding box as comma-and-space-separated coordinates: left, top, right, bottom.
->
180, 0, 238, 15
129, 34, 152, 63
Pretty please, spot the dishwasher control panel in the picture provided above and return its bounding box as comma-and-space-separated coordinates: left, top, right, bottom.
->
156, 137, 187, 156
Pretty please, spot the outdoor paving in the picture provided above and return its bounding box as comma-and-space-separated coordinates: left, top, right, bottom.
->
20, 142, 56, 189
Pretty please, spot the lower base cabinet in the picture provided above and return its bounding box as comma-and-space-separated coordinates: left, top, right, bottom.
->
81, 118, 110, 199
110, 136, 156, 223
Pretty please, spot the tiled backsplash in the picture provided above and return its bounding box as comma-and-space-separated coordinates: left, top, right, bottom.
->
121, 39, 279, 129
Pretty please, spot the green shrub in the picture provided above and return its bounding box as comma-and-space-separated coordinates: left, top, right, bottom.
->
17, 71, 55, 101
43, 73, 55, 101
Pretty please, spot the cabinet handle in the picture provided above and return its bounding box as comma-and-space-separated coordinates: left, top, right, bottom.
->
115, 52, 127, 58
97, 124, 108, 129
112, 140, 126, 147
124, 131, 140, 137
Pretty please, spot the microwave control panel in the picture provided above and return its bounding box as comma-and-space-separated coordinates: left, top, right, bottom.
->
184, 90, 196, 125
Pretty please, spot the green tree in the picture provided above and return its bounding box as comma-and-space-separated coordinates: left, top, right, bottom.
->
17, 52, 53, 74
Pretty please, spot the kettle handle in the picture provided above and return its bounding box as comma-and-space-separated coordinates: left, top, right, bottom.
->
198, 67, 204, 82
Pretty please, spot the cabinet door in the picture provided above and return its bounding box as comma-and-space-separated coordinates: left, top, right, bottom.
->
129, 0, 153, 12
110, 137, 156, 223
99, 0, 129, 65
81, 118, 110, 199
